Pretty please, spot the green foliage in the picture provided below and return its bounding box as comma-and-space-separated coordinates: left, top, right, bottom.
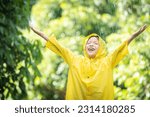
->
1, 0, 149, 100
0, 0, 42, 99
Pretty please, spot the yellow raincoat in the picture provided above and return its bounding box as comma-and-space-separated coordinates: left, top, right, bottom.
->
46, 33, 129, 100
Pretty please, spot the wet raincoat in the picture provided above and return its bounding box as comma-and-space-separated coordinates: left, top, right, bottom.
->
46, 33, 129, 100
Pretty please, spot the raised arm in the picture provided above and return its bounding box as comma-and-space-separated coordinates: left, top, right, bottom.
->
30, 25, 75, 65
127, 24, 147, 45
108, 24, 148, 68
30, 25, 48, 41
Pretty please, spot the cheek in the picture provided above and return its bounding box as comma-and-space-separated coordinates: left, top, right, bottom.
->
95, 46, 99, 52
96, 45, 100, 49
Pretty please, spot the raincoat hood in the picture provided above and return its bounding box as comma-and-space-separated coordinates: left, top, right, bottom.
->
83, 33, 107, 59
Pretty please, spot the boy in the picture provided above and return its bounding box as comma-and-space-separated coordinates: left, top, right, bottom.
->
30, 25, 147, 100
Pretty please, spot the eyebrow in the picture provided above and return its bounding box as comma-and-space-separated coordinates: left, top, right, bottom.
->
87, 39, 99, 43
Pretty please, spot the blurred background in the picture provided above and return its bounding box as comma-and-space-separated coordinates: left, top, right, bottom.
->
0, 0, 150, 100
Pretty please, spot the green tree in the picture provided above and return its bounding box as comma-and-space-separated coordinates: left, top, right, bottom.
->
0, 0, 42, 99
2, 0, 148, 100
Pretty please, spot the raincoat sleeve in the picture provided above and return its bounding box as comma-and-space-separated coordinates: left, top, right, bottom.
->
45, 35, 74, 65
108, 40, 129, 68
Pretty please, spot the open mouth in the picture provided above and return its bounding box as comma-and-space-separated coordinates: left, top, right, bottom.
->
88, 48, 95, 51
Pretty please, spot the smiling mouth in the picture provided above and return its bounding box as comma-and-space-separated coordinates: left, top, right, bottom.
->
88, 48, 95, 51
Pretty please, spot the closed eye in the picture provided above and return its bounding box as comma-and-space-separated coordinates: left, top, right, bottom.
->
94, 43, 98, 45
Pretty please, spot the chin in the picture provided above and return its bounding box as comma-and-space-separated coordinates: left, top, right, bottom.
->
88, 54, 95, 58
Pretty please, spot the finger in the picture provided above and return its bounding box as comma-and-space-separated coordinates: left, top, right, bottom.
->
143, 25, 147, 29
140, 25, 147, 32
142, 24, 147, 30
143, 24, 147, 28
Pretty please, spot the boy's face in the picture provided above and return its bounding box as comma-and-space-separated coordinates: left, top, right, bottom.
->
85, 36, 100, 58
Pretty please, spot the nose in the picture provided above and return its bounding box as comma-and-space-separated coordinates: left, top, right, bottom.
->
89, 43, 94, 46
